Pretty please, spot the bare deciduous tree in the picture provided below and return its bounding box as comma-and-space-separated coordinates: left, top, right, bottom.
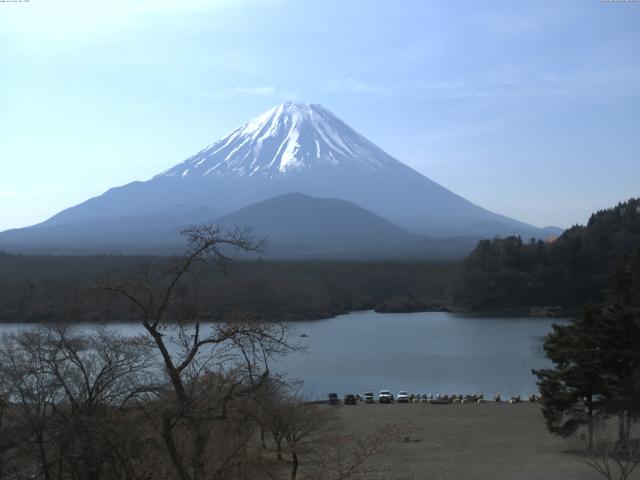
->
0, 326, 156, 480
279, 396, 334, 480
576, 421, 640, 480
304, 423, 405, 480
252, 377, 296, 461
106, 225, 296, 480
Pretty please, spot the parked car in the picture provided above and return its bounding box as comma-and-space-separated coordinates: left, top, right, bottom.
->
344, 394, 357, 405
429, 395, 450, 405
397, 391, 410, 403
328, 393, 339, 405
379, 389, 393, 403
363, 390, 374, 403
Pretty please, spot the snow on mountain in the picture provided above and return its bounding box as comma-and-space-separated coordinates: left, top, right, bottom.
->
0, 101, 560, 255
157, 102, 402, 178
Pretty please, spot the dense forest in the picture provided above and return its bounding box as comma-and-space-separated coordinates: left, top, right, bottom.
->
1, 198, 639, 322
454, 198, 640, 312
0, 253, 458, 323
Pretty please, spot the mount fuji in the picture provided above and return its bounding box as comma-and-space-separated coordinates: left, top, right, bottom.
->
0, 102, 560, 256
159, 102, 409, 178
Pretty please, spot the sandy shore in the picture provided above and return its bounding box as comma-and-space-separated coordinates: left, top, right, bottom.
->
326, 402, 601, 480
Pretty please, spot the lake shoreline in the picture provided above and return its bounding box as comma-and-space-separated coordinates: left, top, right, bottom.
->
1, 311, 561, 397
0, 304, 573, 324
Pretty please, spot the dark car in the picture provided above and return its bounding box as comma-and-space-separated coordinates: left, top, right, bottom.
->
328, 393, 339, 405
344, 394, 357, 405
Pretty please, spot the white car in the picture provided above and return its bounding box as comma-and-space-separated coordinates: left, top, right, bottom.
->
397, 391, 409, 403
379, 389, 393, 403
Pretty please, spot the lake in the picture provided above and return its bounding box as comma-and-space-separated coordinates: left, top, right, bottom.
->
0, 310, 564, 399
275, 310, 564, 399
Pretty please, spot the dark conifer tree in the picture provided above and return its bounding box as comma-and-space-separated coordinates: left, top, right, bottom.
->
598, 257, 640, 444
535, 253, 640, 448
533, 305, 608, 448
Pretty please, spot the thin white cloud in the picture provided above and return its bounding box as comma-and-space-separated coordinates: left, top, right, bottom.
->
233, 86, 276, 95
485, 65, 640, 99
415, 80, 492, 100
474, 12, 543, 36
232, 85, 298, 99
185, 85, 299, 101
411, 65, 640, 104
324, 78, 391, 96
0, 0, 283, 39
0, 186, 69, 199
233, 85, 300, 99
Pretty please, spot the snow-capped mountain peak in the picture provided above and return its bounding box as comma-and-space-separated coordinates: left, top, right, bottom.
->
1, 101, 552, 250
157, 102, 402, 178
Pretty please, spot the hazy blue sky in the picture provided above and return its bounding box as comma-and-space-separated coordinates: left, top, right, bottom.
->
1, 0, 638, 231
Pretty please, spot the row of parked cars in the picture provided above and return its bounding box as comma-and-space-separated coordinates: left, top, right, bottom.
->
328, 391, 537, 405
328, 389, 411, 405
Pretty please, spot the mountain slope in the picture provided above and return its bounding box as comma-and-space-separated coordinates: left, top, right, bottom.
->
215, 192, 409, 239
0, 102, 560, 254
213, 193, 478, 258
213, 192, 410, 257
0, 193, 478, 258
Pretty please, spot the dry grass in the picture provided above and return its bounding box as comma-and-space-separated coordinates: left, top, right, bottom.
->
319, 402, 602, 480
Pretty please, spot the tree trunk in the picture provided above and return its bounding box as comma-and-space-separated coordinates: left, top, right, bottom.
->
192, 423, 208, 480
618, 411, 626, 447
587, 403, 594, 450
161, 415, 192, 480
273, 433, 282, 460
36, 433, 51, 480
290, 450, 298, 480
260, 428, 267, 449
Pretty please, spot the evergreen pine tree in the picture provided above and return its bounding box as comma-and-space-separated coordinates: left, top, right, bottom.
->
533, 305, 609, 448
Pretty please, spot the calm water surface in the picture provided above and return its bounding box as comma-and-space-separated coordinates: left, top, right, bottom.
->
0, 310, 565, 399
276, 310, 564, 398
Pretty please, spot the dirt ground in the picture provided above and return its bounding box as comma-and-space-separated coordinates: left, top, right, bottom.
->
325, 402, 602, 480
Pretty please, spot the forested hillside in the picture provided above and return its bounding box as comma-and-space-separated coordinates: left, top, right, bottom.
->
2, 198, 639, 322
0, 254, 457, 322
453, 198, 640, 311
